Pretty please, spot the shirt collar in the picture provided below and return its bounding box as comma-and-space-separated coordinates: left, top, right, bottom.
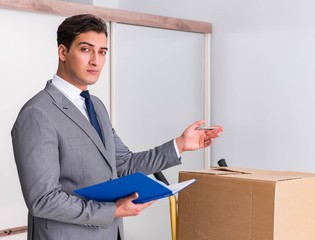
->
52, 74, 86, 102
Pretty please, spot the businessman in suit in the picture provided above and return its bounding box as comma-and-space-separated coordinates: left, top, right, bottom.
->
11, 14, 223, 240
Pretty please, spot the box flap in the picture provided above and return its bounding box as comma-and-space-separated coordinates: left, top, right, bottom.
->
180, 167, 315, 182
180, 167, 250, 176
225, 173, 303, 182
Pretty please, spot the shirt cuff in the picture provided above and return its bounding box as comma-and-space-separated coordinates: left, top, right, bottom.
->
173, 139, 181, 158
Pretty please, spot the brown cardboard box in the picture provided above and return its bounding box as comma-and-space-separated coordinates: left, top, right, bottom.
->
177, 167, 315, 240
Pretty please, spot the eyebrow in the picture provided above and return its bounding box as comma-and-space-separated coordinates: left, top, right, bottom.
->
79, 41, 108, 50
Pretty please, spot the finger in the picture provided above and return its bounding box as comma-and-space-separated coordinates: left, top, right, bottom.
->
214, 126, 224, 132
205, 132, 219, 139
204, 138, 213, 147
193, 119, 205, 129
141, 200, 156, 208
146, 200, 157, 206
128, 192, 139, 201
204, 135, 214, 142
205, 127, 223, 137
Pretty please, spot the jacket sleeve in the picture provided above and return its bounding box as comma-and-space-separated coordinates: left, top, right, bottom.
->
11, 106, 116, 228
112, 128, 182, 177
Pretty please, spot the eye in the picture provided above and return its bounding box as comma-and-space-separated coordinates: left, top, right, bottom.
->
81, 47, 90, 53
99, 50, 107, 55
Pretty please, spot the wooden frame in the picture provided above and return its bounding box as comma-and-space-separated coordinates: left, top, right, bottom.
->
0, 226, 28, 237
0, 0, 212, 237
0, 0, 211, 33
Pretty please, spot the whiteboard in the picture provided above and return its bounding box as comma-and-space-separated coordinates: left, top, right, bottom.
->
0, 8, 110, 232
113, 23, 205, 240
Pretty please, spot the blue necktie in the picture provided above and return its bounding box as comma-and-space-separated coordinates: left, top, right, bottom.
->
80, 90, 103, 141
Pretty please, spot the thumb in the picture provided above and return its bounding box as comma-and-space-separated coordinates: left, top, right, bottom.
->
129, 192, 139, 201
193, 119, 205, 129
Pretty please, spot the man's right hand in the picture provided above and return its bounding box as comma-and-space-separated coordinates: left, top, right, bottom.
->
115, 192, 156, 218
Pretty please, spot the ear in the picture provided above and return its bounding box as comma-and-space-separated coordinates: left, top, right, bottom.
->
58, 44, 68, 62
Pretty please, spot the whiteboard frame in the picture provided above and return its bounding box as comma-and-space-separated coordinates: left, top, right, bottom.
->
0, 0, 211, 33
204, 33, 212, 168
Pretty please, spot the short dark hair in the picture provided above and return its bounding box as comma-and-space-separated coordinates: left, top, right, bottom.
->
57, 14, 108, 50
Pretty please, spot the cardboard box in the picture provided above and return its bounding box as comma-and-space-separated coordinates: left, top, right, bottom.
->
177, 167, 315, 240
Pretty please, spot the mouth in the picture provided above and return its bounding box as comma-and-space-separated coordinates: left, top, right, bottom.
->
87, 69, 99, 75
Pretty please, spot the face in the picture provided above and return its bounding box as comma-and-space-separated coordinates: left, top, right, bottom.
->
57, 31, 108, 90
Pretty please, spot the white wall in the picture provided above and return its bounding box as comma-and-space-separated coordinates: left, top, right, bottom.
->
0, 10, 62, 239
103, 0, 315, 173
207, 0, 315, 172
0, 8, 110, 239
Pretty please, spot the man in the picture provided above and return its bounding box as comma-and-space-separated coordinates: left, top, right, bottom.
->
11, 14, 223, 240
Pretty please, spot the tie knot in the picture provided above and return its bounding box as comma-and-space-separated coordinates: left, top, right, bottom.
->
80, 90, 90, 100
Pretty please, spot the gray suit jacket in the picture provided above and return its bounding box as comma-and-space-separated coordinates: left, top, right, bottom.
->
11, 81, 181, 240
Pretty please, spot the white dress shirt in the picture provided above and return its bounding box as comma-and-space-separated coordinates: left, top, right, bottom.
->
51, 74, 90, 122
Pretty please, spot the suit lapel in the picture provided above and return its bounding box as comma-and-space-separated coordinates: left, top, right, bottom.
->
44, 81, 113, 173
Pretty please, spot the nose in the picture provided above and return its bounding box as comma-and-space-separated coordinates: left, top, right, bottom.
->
89, 52, 98, 66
